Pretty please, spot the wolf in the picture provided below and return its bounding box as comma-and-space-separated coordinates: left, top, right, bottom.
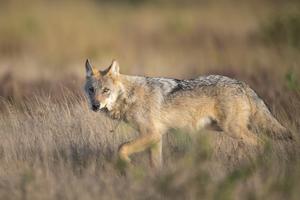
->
84, 59, 293, 168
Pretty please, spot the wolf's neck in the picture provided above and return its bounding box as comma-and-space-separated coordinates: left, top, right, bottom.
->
107, 74, 143, 120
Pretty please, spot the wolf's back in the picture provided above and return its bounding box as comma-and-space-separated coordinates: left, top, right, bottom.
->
246, 87, 293, 141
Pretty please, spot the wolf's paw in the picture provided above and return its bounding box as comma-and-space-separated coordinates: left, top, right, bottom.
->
116, 157, 132, 175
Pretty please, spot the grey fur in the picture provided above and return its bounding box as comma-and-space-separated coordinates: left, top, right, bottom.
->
143, 75, 246, 97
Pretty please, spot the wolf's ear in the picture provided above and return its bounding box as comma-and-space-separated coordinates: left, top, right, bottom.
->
85, 59, 93, 77
109, 60, 120, 76
103, 60, 120, 77
85, 59, 98, 77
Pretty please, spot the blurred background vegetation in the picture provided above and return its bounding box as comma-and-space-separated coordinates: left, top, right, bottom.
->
0, 0, 299, 75
0, 0, 299, 199
1, 0, 299, 119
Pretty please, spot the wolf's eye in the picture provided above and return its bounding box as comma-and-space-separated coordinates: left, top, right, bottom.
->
88, 87, 95, 94
102, 88, 110, 94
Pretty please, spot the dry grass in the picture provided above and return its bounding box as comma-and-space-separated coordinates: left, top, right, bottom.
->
0, 0, 300, 199
0, 92, 299, 200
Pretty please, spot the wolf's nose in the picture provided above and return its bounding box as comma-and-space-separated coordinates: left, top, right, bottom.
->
92, 104, 100, 111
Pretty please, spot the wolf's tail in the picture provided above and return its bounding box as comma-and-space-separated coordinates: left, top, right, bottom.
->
245, 87, 294, 141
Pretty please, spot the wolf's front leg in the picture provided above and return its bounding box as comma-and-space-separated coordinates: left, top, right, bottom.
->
149, 138, 162, 168
118, 132, 161, 167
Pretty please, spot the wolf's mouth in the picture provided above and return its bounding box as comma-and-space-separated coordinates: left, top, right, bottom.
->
100, 107, 109, 113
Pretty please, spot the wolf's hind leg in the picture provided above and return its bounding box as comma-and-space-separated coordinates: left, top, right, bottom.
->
235, 126, 258, 146
223, 121, 259, 146
219, 98, 259, 146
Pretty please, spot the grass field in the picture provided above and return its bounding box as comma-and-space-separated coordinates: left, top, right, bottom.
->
0, 0, 299, 199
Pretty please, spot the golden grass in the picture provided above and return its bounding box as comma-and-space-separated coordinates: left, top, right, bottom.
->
0, 94, 298, 200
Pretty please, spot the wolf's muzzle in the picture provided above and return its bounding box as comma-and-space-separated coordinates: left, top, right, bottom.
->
92, 103, 100, 112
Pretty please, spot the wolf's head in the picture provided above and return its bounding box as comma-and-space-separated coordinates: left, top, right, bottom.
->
84, 59, 123, 112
